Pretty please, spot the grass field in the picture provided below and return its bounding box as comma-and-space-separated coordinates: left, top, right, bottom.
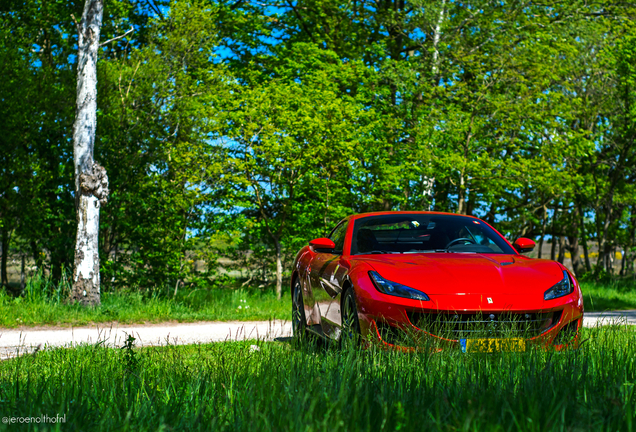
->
581, 280, 636, 311
0, 325, 634, 431
0, 276, 634, 329
0, 275, 289, 328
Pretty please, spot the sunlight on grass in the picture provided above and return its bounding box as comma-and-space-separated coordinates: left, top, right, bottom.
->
0, 275, 289, 328
581, 280, 636, 311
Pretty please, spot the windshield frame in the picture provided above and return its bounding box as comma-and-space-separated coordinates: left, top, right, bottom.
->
350, 213, 516, 256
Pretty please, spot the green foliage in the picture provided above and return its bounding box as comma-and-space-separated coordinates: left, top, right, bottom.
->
208, 0, 636, 284
0, 0, 79, 281
213, 46, 372, 291
1, 327, 635, 430
120, 334, 139, 371
97, 0, 230, 289
2, 0, 636, 292
0, 0, 172, 285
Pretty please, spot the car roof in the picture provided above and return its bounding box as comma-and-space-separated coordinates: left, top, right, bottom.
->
348, 211, 482, 221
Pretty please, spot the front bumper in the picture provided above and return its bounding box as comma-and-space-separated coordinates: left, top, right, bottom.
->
369, 312, 583, 351
354, 278, 584, 351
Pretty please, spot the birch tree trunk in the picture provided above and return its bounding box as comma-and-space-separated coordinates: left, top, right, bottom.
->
70, 0, 108, 306
457, 171, 466, 214
420, 0, 447, 206
538, 204, 547, 259
274, 238, 283, 300
431, 0, 446, 80
0, 228, 9, 287
20, 255, 25, 294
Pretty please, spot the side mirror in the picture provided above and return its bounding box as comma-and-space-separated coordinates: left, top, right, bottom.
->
513, 238, 536, 254
309, 237, 335, 253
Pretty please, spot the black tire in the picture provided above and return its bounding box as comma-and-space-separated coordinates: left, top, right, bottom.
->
292, 278, 307, 341
341, 287, 361, 348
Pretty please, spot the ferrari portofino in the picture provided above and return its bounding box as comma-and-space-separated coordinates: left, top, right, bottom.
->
291, 212, 584, 351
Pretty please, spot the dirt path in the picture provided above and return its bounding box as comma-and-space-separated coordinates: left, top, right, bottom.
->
0, 311, 633, 360
0, 320, 292, 360
583, 310, 636, 326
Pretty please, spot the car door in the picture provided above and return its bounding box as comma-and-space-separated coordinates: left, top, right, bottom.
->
308, 220, 349, 338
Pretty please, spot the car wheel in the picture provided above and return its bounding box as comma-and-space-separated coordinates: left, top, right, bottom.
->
292, 278, 307, 340
341, 287, 361, 348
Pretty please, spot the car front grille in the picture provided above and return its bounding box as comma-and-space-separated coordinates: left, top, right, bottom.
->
406, 310, 562, 340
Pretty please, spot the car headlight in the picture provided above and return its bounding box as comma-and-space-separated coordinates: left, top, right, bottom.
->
368, 271, 430, 301
544, 271, 573, 300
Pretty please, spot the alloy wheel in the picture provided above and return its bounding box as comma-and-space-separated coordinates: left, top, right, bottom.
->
341, 289, 361, 347
292, 280, 306, 338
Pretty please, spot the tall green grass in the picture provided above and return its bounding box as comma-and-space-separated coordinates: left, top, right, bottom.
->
581, 280, 636, 311
0, 272, 288, 328
0, 326, 634, 431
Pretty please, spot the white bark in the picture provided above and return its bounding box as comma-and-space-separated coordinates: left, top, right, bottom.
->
431, 0, 446, 79
275, 239, 283, 300
421, 0, 446, 207
457, 170, 466, 214
422, 175, 435, 210
71, 0, 106, 306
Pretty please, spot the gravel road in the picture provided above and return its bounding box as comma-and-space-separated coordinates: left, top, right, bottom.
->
0, 320, 292, 360
0, 310, 634, 360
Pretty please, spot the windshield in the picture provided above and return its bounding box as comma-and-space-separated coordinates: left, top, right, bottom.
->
351, 214, 515, 255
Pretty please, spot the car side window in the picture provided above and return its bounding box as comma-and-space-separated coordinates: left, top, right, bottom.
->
329, 221, 348, 254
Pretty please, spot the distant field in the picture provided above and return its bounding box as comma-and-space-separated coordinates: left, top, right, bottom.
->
1, 326, 634, 431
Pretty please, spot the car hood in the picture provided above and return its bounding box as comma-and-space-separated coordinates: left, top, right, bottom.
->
355, 253, 564, 296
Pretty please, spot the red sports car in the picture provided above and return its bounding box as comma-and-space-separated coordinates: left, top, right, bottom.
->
290, 211, 584, 351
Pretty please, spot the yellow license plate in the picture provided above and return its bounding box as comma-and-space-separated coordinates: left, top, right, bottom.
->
460, 338, 526, 353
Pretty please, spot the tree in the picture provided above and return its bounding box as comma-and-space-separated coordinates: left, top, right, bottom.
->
70, 0, 108, 305
0, 0, 80, 289
97, 0, 229, 290
216, 46, 367, 298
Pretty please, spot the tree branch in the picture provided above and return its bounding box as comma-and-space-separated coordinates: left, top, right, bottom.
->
100, 26, 134, 47
143, 0, 165, 20
285, 0, 316, 43
70, 13, 81, 34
